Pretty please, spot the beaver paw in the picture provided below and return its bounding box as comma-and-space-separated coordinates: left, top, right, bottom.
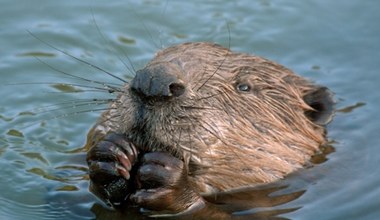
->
130, 152, 203, 213
86, 133, 138, 208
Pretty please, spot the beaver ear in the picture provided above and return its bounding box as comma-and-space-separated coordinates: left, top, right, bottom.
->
303, 86, 335, 125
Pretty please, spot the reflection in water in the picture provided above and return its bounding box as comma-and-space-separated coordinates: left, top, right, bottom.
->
203, 184, 304, 218
91, 203, 146, 220
88, 172, 323, 219
16, 52, 56, 57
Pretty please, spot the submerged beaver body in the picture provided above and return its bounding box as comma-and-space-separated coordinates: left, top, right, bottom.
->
86, 42, 334, 213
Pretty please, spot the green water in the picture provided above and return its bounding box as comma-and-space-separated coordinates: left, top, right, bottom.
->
1, 0, 379, 219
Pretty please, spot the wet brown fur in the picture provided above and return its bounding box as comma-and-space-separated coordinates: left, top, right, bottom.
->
87, 42, 331, 194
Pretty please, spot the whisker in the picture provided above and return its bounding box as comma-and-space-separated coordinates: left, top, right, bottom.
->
181, 105, 222, 111
6, 82, 122, 94
127, 4, 161, 49
35, 57, 124, 90
17, 98, 114, 116
181, 120, 197, 162
90, 8, 137, 76
94, 112, 122, 126
27, 30, 127, 83
200, 122, 223, 144
42, 90, 116, 94
35, 98, 115, 110
161, 0, 169, 17
195, 23, 231, 92
18, 107, 118, 130
176, 125, 183, 154
196, 53, 229, 92
199, 120, 253, 171
195, 90, 224, 101
34, 100, 113, 115
226, 22, 231, 50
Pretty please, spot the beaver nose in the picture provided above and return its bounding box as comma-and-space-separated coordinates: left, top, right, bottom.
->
131, 66, 186, 98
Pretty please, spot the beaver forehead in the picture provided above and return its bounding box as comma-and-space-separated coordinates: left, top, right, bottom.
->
153, 42, 231, 62
146, 42, 271, 82
149, 43, 227, 75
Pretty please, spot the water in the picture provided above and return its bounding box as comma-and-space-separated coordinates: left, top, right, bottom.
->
1, 0, 379, 219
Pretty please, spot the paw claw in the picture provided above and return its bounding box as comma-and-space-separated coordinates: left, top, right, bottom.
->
116, 149, 132, 171
116, 164, 130, 180
86, 132, 138, 208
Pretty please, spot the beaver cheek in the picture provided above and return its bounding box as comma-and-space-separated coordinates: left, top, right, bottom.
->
118, 93, 140, 134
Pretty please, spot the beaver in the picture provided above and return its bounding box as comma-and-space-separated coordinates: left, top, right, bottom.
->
85, 42, 334, 214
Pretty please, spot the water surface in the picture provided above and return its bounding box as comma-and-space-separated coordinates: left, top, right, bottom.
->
1, 0, 379, 219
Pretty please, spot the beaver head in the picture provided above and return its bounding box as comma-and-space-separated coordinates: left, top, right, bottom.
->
107, 42, 334, 193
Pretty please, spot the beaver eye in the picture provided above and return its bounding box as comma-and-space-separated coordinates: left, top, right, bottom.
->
236, 83, 251, 92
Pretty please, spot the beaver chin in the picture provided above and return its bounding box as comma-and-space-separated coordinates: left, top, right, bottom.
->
125, 90, 196, 160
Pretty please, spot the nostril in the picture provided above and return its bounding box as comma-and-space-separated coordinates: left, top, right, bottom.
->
169, 82, 186, 97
